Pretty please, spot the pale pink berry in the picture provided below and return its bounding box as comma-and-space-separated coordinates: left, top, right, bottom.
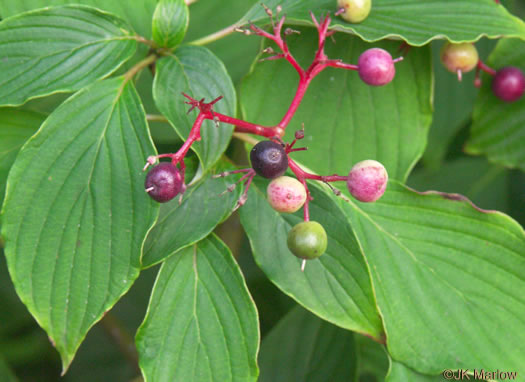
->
267, 176, 306, 213
358, 48, 395, 86
347, 160, 388, 202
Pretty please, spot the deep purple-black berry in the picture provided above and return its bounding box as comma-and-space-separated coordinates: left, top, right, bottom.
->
492, 66, 525, 103
250, 141, 288, 179
145, 162, 183, 203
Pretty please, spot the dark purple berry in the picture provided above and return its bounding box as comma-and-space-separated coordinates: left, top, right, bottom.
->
492, 66, 525, 102
250, 141, 288, 179
358, 48, 395, 86
145, 162, 183, 203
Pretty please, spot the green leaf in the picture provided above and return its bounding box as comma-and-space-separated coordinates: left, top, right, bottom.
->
355, 334, 389, 382
153, 46, 236, 171
1, 77, 158, 371
421, 42, 479, 169
0, 356, 17, 382
422, 39, 496, 169
238, 0, 525, 46
142, 160, 242, 268
239, 177, 383, 339
0, 5, 137, 107
184, 0, 260, 84
466, 38, 525, 170
386, 361, 441, 382
341, 181, 525, 375
408, 157, 509, 214
240, 30, 432, 181
0, 0, 156, 38
136, 235, 259, 382
0, 109, 44, 208
258, 305, 357, 382
152, 0, 189, 49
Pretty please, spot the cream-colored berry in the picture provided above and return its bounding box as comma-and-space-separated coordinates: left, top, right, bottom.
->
267, 176, 307, 213
440, 42, 479, 74
337, 0, 372, 23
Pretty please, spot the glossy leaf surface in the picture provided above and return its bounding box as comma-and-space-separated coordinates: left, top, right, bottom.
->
0, 5, 137, 106
239, 0, 525, 46
0, 109, 44, 207
259, 305, 357, 382
0, 0, 155, 38
136, 235, 259, 382
386, 361, 441, 382
153, 46, 236, 171
342, 181, 525, 375
142, 160, 242, 268
152, 0, 189, 49
239, 177, 383, 340
1, 77, 158, 370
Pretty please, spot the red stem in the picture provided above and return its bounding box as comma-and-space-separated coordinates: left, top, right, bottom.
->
288, 157, 347, 221
478, 60, 496, 76
278, 79, 311, 128
171, 113, 206, 164
214, 112, 281, 137
157, 9, 397, 207
173, 13, 351, 157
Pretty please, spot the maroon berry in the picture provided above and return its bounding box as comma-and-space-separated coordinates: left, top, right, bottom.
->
347, 160, 388, 202
492, 66, 525, 102
250, 141, 288, 179
358, 48, 395, 86
145, 162, 183, 203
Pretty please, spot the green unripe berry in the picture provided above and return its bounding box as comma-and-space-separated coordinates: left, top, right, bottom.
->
287, 221, 328, 260
337, 0, 371, 23
440, 42, 478, 74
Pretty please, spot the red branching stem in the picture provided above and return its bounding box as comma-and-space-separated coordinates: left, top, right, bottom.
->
474, 59, 496, 88
250, 16, 305, 79
323, 60, 359, 71
170, 113, 206, 164
148, 8, 402, 198
311, 12, 331, 58
478, 60, 496, 76
216, 113, 280, 137
288, 157, 348, 221
278, 79, 311, 128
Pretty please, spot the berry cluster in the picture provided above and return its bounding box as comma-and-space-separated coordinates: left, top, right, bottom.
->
143, 6, 396, 270
440, 41, 525, 103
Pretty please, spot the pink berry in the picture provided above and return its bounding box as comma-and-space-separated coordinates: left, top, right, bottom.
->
267, 176, 306, 213
347, 160, 388, 202
145, 162, 183, 203
492, 66, 525, 103
358, 48, 395, 86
